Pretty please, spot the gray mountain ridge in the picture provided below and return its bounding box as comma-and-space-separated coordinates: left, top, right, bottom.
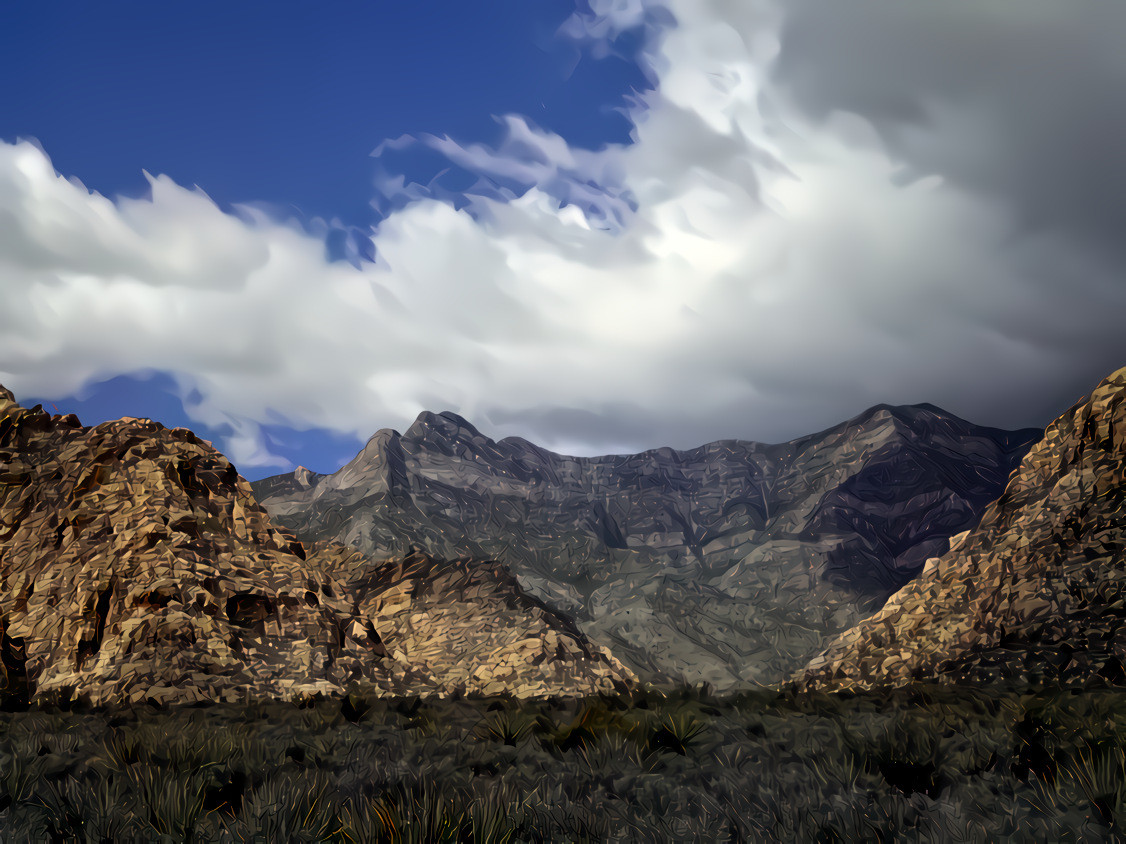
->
252, 403, 1042, 691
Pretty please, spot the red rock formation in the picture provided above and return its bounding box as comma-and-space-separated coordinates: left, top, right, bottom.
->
0, 386, 634, 707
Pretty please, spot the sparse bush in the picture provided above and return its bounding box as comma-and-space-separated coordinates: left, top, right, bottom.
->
0, 745, 42, 812
367, 779, 468, 843
127, 762, 209, 840
473, 709, 534, 746
641, 711, 708, 756
225, 769, 342, 842
1020, 737, 1126, 830
540, 696, 640, 755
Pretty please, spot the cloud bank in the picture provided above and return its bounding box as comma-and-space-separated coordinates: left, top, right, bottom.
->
2, 0, 1125, 468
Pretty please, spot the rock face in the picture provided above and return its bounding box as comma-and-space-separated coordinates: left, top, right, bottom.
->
790, 366, 1126, 693
0, 386, 634, 708
252, 403, 1040, 690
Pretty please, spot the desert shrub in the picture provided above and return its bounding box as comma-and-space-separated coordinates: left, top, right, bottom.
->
30, 773, 116, 841
0, 745, 44, 813
127, 762, 209, 840
225, 768, 342, 842
853, 717, 944, 798
540, 698, 633, 753
6, 682, 1126, 841
4, 710, 60, 740
521, 801, 617, 843
232, 731, 288, 780
291, 730, 350, 769
364, 779, 469, 843
807, 747, 863, 793
473, 709, 534, 746
463, 784, 524, 844
391, 694, 424, 719
82, 730, 134, 777
158, 724, 240, 774
574, 727, 655, 785
1020, 738, 1126, 831
640, 711, 708, 756
56, 770, 145, 840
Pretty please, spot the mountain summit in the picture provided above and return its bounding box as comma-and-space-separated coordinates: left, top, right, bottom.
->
791, 366, 1126, 693
404, 410, 484, 443
253, 400, 1041, 690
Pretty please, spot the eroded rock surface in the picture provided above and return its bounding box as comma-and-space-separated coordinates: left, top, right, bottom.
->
0, 386, 634, 708
790, 366, 1126, 693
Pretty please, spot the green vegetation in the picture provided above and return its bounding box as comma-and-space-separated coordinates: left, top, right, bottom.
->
0, 680, 1125, 841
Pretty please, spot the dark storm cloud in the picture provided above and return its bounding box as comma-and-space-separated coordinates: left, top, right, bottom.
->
773, 2, 1126, 266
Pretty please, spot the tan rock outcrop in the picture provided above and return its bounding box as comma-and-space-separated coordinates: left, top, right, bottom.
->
790, 366, 1126, 693
0, 386, 634, 707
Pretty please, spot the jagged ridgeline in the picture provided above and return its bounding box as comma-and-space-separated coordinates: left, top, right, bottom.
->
253, 400, 1041, 691
0, 385, 634, 708
791, 366, 1126, 693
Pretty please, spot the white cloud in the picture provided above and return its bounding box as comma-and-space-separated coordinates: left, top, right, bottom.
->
2, 0, 1125, 468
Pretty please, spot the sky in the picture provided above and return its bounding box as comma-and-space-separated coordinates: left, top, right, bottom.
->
2, 1, 1124, 481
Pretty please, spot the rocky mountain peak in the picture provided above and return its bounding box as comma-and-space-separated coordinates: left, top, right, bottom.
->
791, 365, 1126, 693
404, 410, 482, 444
0, 385, 636, 708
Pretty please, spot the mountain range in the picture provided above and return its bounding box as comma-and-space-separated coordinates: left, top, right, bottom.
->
7, 363, 1124, 709
252, 402, 1041, 690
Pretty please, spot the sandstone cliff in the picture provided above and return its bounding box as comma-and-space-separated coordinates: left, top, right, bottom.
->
0, 386, 634, 708
790, 366, 1126, 693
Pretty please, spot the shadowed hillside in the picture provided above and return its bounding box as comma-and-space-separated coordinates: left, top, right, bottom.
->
791, 365, 1126, 693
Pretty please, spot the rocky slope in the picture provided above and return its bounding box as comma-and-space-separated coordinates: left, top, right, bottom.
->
0, 386, 634, 708
790, 366, 1126, 693
253, 403, 1040, 690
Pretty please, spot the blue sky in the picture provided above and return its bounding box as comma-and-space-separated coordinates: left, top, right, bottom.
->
3, 1, 647, 231
4, 0, 649, 475
3, 1, 1125, 480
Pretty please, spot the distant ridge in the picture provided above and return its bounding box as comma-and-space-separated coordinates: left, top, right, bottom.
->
254, 398, 1041, 690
